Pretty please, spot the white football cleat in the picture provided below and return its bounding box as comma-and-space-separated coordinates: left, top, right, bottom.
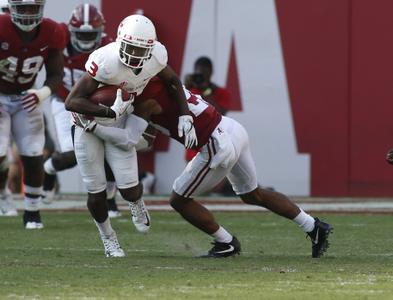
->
100, 231, 125, 257
0, 191, 18, 216
108, 209, 122, 218
129, 199, 150, 233
25, 222, 44, 229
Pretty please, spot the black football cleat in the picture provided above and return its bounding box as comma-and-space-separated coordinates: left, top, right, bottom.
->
200, 236, 241, 258
307, 218, 333, 258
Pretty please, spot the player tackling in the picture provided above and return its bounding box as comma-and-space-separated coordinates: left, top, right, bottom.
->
78, 77, 334, 258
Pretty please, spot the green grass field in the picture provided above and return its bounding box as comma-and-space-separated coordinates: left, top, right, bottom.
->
1, 211, 393, 300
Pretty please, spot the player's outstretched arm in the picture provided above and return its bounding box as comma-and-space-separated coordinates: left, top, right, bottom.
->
157, 65, 190, 115
82, 99, 161, 150
65, 73, 116, 118
90, 115, 150, 151
158, 65, 198, 149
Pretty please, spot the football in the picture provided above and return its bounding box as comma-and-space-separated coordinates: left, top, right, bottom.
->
89, 85, 131, 107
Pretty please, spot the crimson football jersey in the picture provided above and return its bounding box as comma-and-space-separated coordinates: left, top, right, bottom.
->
135, 77, 222, 149
56, 23, 113, 100
0, 15, 66, 94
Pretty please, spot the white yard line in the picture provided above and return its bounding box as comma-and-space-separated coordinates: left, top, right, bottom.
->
8, 196, 393, 213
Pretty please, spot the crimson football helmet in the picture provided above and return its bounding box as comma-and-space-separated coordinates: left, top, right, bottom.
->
116, 14, 156, 69
68, 4, 105, 53
8, 0, 45, 31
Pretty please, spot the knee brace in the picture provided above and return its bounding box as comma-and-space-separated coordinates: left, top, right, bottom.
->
52, 151, 77, 171
119, 183, 143, 202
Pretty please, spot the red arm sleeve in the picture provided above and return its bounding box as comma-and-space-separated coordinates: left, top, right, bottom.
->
213, 87, 232, 111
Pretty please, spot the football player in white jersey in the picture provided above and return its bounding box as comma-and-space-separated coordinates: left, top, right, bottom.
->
65, 15, 197, 257
41, 4, 123, 219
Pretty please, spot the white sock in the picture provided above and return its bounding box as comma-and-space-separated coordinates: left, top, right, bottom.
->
24, 185, 42, 211
24, 196, 40, 211
44, 159, 56, 175
293, 210, 315, 233
211, 226, 233, 243
94, 217, 114, 237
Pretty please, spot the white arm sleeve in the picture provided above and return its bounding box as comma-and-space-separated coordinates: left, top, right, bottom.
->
93, 115, 149, 151
135, 136, 150, 151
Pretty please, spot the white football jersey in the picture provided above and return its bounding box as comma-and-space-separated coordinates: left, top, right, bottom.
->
85, 41, 168, 96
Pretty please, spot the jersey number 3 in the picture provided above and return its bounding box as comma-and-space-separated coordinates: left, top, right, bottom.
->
0, 56, 44, 84
88, 61, 98, 77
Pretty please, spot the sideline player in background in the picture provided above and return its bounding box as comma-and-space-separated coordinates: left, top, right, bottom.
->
0, 0, 16, 216
65, 15, 197, 257
41, 4, 121, 217
0, 0, 65, 227
81, 77, 333, 258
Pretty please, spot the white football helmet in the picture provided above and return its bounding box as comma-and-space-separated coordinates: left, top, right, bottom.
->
8, 0, 45, 31
116, 14, 156, 69
0, 0, 9, 14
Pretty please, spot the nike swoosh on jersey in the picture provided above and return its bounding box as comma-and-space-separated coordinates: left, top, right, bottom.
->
40, 46, 49, 51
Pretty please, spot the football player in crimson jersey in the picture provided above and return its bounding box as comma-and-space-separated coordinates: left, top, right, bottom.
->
75, 77, 333, 259
41, 4, 121, 217
65, 14, 197, 257
0, 0, 65, 227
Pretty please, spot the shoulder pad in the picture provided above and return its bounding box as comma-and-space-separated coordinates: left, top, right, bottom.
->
85, 43, 119, 81
151, 41, 168, 68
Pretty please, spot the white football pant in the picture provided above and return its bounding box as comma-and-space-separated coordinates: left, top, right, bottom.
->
173, 116, 258, 198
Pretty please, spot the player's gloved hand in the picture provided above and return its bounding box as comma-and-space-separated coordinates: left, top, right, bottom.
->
386, 149, 393, 165
110, 88, 134, 119
21, 86, 51, 112
73, 113, 97, 132
178, 115, 198, 149
210, 127, 236, 169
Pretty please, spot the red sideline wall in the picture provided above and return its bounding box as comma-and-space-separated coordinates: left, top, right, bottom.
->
102, 0, 393, 196
276, 0, 393, 196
